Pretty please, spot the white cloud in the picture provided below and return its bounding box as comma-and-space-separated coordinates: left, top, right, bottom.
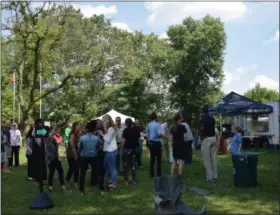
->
111, 22, 132, 32
223, 70, 240, 86
222, 64, 259, 93
249, 75, 279, 91
159, 32, 168, 39
236, 67, 245, 74
145, 2, 247, 27
250, 64, 258, 70
223, 70, 233, 86
72, 4, 117, 18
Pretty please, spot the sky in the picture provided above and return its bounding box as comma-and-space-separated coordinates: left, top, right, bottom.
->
3, 2, 279, 95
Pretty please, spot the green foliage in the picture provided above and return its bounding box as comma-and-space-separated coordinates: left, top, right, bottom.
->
1, 1, 227, 131
244, 83, 279, 103
166, 16, 226, 128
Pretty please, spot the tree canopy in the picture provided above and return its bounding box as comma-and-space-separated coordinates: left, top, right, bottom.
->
244, 83, 279, 103
1, 1, 226, 131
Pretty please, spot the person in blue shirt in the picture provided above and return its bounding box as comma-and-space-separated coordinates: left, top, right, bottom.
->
146, 112, 163, 178
230, 125, 243, 153
78, 121, 104, 196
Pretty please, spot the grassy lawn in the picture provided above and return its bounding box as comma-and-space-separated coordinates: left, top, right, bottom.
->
2, 146, 279, 214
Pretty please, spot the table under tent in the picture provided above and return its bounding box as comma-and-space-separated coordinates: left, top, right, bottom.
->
208, 91, 274, 153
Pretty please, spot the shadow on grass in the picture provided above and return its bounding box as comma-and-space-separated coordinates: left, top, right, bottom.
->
2, 148, 279, 214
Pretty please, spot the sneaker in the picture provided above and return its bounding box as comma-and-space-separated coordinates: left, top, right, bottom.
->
109, 184, 116, 191
132, 181, 137, 185
124, 181, 128, 186
48, 186, 53, 192
27, 177, 34, 181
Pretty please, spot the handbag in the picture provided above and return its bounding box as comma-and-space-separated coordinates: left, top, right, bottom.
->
54, 134, 63, 144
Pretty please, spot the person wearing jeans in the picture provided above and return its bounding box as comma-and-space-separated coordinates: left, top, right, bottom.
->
146, 113, 162, 178
104, 149, 118, 189
102, 114, 118, 191
10, 123, 22, 167
200, 106, 218, 181
79, 121, 104, 195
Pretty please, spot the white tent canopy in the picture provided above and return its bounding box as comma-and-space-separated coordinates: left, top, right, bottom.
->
95, 109, 135, 122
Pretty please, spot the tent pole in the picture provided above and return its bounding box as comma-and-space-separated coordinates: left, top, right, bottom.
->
219, 114, 222, 134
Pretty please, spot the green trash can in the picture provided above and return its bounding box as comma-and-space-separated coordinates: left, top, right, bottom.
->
232, 152, 258, 187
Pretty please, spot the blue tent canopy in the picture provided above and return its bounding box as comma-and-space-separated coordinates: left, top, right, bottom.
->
208, 91, 273, 116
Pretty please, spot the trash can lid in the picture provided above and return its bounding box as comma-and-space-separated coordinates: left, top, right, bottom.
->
232, 151, 258, 157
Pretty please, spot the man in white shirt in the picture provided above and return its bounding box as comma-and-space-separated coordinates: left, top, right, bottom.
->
115, 117, 125, 174
9, 123, 22, 167
181, 118, 194, 164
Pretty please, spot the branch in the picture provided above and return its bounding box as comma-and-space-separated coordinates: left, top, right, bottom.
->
32, 75, 73, 104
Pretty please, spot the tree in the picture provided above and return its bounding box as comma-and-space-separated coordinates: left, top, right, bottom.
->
1, 2, 112, 130
244, 83, 279, 103
1, 1, 228, 132
166, 16, 226, 128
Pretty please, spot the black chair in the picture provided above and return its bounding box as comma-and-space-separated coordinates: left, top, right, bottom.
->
153, 175, 210, 215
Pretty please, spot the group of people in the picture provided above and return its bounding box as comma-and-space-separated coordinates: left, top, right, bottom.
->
1, 106, 244, 196
1, 120, 22, 172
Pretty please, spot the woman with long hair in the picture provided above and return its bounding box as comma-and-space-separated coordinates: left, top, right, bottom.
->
170, 113, 187, 176
93, 120, 106, 194
101, 114, 118, 191
65, 122, 80, 188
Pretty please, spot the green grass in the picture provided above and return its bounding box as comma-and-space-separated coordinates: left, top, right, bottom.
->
2, 147, 279, 214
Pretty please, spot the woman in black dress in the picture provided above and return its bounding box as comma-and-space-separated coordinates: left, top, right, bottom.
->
170, 113, 187, 176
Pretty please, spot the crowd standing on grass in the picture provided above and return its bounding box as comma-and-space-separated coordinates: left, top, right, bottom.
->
1, 106, 243, 194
